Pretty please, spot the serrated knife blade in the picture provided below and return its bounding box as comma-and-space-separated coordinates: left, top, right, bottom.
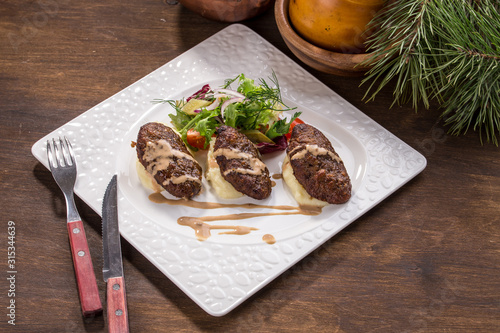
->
102, 175, 129, 333
102, 175, 123, 281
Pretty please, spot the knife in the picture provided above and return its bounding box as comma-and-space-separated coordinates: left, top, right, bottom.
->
102, 175, 129, 333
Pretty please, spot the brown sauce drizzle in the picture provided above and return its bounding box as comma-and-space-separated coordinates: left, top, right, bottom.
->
262, 234, 276, 244
272, 173, 283, 180
148, 192, 322, 242
177, 217, 258, 241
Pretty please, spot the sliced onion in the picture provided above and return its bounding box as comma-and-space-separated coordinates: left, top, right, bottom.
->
202, 91, 244, 114
204, 98, 222, 111
221, 97, 244, 118
204, 93, 232, 99
213, 93, 229, 99
214, 88, 245, 99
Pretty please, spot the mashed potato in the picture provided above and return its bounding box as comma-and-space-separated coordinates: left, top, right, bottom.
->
205, 138, 243, 199
136, 159, 164, 192
282, 155, 328, 207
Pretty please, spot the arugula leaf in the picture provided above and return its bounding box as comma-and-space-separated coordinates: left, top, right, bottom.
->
193, 113, 218, 148
266, 111, 302, 139
178, 108, 219, 150
169, 108, 191, 130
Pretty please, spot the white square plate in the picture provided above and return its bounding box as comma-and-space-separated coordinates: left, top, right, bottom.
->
32, 24, 426, 316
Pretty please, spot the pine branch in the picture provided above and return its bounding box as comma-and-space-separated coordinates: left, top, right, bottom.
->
361, 0, 438, 109
428, 0, 500, 145
362, 0, 500, 145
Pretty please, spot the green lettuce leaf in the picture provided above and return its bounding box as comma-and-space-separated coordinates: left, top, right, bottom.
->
266, 111, 302, 139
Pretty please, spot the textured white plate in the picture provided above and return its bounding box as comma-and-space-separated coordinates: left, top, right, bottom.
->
32, 24, 426, 316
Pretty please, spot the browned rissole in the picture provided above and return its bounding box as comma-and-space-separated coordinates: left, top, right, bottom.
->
136, 122, 202, 199
287, 123, 351, 204
214, 125, 272, 200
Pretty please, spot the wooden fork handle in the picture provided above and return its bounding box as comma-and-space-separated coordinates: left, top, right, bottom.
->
107, 276, 129, 333
67, 220, 103, 317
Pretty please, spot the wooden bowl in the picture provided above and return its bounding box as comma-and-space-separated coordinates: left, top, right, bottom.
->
275, 0, 373, 76
179, 0, 274, 23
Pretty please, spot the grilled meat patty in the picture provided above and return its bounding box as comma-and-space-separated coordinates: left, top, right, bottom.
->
213, 126, 271, 200
136, 122, 202, 199
286, 123, 351, 204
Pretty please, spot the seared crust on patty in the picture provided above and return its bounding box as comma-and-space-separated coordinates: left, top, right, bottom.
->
136, 122, 202, 199
286, 123, 351, 204
214, 126, 271, 200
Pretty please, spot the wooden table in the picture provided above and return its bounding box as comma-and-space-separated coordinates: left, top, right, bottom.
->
2, 1, 499, 332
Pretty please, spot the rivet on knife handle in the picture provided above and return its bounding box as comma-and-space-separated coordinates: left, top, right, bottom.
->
107, 276, 129, 332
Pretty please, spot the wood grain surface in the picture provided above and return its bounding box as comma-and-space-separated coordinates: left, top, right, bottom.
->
1, 1, 499, 332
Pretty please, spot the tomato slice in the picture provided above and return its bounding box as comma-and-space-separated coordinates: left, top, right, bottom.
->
285, 118, 305, 140
186, 129, 207, 150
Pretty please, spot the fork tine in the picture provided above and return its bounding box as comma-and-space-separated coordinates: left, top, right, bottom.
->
64, 136, 76, 166
46, 139, 55, 169
58, 137, 70, 167
53, 137, 64, 167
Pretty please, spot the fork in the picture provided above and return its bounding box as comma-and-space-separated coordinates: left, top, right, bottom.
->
47, 137, 103, 317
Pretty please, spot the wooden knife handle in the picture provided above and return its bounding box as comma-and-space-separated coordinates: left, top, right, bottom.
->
107, 276, 129, 333
67, 220, 103, 317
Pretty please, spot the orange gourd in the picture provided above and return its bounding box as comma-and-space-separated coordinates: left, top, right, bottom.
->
289, 0, 384, 53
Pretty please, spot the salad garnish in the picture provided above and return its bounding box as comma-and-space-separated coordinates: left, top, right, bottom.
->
153, 72, 301, 153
